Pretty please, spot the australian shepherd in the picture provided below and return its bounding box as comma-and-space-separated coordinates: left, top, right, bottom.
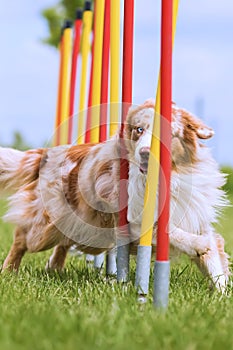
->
0, 99, 230, 292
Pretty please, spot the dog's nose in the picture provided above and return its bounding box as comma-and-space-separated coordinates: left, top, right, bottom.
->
139, 147, 150, 160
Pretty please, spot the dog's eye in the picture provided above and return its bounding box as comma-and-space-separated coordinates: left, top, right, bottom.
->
136, 127, 144, 134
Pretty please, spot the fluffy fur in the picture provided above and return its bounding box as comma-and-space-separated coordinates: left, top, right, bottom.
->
0, 100, 230, 292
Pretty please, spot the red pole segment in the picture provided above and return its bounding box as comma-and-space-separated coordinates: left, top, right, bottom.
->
157, 0, 173, 262
68, 9, 83, 144
117, 0, 134, 282
85, 2, 96, 144
119, 0, 134, 230
99, 0, 110, 142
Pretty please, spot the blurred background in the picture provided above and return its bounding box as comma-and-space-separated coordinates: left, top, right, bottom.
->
0, 0, 232, 165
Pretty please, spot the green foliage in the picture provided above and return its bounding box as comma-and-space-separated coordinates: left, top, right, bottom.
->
41, 0, 93, 48
221, 166, 233, 195
9, 131, 31, 151
0, 131, 31, 150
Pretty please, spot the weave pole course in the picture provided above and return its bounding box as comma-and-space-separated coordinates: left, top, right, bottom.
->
53, 1, 177, 303
135, 0, 179, 304
117, 0, 135, 283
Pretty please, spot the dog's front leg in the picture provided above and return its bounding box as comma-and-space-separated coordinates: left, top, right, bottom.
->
192, 233, 230, 293
169, 227, 230, 292
169, 226, 211, 258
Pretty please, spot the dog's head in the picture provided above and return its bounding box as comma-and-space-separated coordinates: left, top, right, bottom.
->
124, 99, 214, 174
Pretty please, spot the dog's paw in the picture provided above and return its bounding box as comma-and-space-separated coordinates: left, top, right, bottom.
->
194, 235, 212, 257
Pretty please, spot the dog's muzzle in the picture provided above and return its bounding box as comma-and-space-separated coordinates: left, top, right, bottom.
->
139, 147, 150, 174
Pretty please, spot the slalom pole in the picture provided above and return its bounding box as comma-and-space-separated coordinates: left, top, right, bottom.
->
135, 0, 179, 303
68, 8, 83, 144
117, 0, 134, 282
84, 1, 96, 144
54, 31, 64, 146
86, 0, 106, 269
153, 0, 173, 309
99, 0, 110, 142
99, 0, 117, 276
60, 20, 73, 145
89, 0, 105, 143
68, 8, 82, 143
109, 0, 120, 137
77, 1, 93, 144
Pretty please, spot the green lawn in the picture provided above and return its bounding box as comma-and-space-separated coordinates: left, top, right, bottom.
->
0, 197, 233, 350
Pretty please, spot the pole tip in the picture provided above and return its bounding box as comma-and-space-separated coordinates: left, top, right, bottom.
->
84, 1, 92, 11
63, 19, 72, 29
76, 8, 83, 20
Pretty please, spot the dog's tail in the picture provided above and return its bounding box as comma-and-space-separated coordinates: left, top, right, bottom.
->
0, 147, 46, 194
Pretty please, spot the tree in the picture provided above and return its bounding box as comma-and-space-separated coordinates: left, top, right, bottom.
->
41, 0, 93, 48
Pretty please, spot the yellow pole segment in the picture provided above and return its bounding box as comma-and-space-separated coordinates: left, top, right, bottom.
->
77, 9, 93, 144
54, 39, 63, 146
90, 0, 105, 143
110, 0, 120, 137
139, 0, 179, 246
60, 25, 73, 145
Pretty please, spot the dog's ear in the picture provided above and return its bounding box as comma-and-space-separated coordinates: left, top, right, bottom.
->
195, 125, 214, 139
143, 98, 155, 108
188, 116, 214, 139
179, 108, 214, 140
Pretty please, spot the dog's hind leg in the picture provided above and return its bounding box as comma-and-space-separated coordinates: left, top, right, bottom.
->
192, 234, 230, 293
2, 227, 27, 272
46, 240, 73, 271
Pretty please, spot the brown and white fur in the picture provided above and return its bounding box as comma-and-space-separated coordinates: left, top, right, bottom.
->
0, 100, 230, 292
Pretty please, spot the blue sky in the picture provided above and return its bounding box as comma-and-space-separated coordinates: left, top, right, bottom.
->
0, 1, 233, 165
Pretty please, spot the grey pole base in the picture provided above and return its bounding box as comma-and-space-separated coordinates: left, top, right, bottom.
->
106, 249, 117, 276
86, 254, 94, 264
94, 253, 105, 269
117, 237, 130, 282
135, 245, 152, 298
153, 260, 170, 309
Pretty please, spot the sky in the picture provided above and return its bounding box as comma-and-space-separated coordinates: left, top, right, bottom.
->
0, 1, 233, 165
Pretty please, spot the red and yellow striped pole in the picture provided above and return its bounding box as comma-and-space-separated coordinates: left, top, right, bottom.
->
85, 1, 96, 144
54, 31, 64, 146
153, 0, 173, 308
89, 0, 105, 143
135, 0, 179, 305
68, 9, 83, 144
59, 20, 73, 145
109, 0, 121, 137
117, 0, 134, 282
77, 1, 93, 144
99, 0, 110, 142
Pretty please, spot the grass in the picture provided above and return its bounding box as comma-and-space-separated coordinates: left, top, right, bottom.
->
0, 196, 233, 350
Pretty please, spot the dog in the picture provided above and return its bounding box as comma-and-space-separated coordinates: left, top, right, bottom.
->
0, 100, 230, 292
